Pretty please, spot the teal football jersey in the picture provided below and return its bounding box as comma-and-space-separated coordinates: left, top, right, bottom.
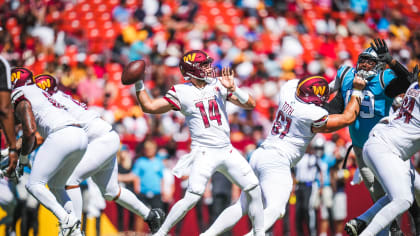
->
336, 66, 396, 148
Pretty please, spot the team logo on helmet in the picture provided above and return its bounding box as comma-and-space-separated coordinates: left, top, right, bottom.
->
179, 50, 216, 84
34, 74, 58, 95
296, 76, 329, 106
11, 67, 35, 89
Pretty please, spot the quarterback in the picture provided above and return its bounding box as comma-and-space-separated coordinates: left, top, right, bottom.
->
134, 50, 264, 236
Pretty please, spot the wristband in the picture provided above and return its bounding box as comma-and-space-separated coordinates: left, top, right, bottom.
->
232, 87, 249, 104
135, 80, 145, 92
8, 148, 18, 154
19, 154, 29, 165
351, 89, 363, 99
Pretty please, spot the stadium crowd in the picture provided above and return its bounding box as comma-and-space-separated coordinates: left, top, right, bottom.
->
1, 0, 420, 235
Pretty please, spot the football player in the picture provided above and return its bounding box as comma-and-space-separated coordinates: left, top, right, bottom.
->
34, 74, 165, 233
201, 75, 366, 236
327, 38, 419, 234
11, 67, 88, 236
344, 66, 420, 236
0, 55, 18, 177
133, 50, 264, 236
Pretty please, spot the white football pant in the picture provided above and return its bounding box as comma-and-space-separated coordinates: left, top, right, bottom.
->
26, 126, 88, 223
155, 145, 263, 236
358, 135, 420, 236
64, 119, 150, 220
202, 146, 292, 236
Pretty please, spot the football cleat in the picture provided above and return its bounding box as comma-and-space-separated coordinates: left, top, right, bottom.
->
58, 214, 83, 236
344, 218, 367, 236
145, 208, 166, 234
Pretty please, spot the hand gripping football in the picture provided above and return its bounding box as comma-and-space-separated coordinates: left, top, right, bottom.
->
121, 60, 146, 85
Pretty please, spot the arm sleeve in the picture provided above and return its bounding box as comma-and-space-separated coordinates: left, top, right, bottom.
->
384, 61, 412, 98
323, 90, 345, 114
164, 86, 181, 111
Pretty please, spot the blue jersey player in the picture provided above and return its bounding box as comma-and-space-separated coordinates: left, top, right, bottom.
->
326, 38, 419, 235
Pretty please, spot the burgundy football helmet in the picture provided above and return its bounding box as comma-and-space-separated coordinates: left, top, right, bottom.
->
34, 74, 58, 95
296, 76, 329, 106
11, 67, 34, 89
179, 50, 216, 83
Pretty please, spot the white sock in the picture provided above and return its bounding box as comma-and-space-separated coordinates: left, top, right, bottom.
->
26, 183, 68, 222
203, 193, 248, 235
246, 186, 264, 236
156, 191, 201, 236
65, 187, 83, 220
361, 199, 411, 236
115, 187, 150, 218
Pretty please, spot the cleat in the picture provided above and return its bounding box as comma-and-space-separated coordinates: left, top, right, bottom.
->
345, 218, 367, 236
58, 214, 83, 236
145, 208, 166, 234
390, 220, 404, 236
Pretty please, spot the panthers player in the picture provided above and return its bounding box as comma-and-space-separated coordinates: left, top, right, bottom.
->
344, 66, 420, 236
201, 75, 366, 236
34, 74, 165, 233
327, 38, 419, 234
11, 68, 88, 236
133, 50, 264, 236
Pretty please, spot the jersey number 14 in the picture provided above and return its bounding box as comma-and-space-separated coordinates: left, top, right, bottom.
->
196, 99, 222, 128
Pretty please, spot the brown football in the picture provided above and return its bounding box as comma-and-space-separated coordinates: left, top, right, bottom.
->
121, 60, 146, 85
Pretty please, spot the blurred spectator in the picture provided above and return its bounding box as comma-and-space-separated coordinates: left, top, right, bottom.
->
294, 150, 322, 236
117, 145, 138, 232
349, 0, 368, 15
132, 139, 164, 210
347, 14, 373, 36
316, 13, 337, 35
389, 11, 411, 42
316, 137, 340, 236
330, 157, 349, 236
209, 172, 233, 236
76, 66, 104, 105
112, 0, 132, 25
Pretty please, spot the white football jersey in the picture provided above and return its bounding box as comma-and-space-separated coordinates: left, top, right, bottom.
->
261, 79, 329, 166
371, 82, 420, 159
11, 85, 79, 138
52, 91, 112, 140
164, 78, 231, 148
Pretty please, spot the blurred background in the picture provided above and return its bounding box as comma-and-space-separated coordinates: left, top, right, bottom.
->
1, 0, 420, 235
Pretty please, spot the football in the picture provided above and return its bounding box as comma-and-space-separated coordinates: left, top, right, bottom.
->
121, 60, 146, 85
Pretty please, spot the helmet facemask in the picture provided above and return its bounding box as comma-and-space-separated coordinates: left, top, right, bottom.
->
356, 48, 386, 80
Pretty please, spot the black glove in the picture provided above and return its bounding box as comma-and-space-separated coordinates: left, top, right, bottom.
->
409, 65, 419, 84
370, 38, 393, 64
